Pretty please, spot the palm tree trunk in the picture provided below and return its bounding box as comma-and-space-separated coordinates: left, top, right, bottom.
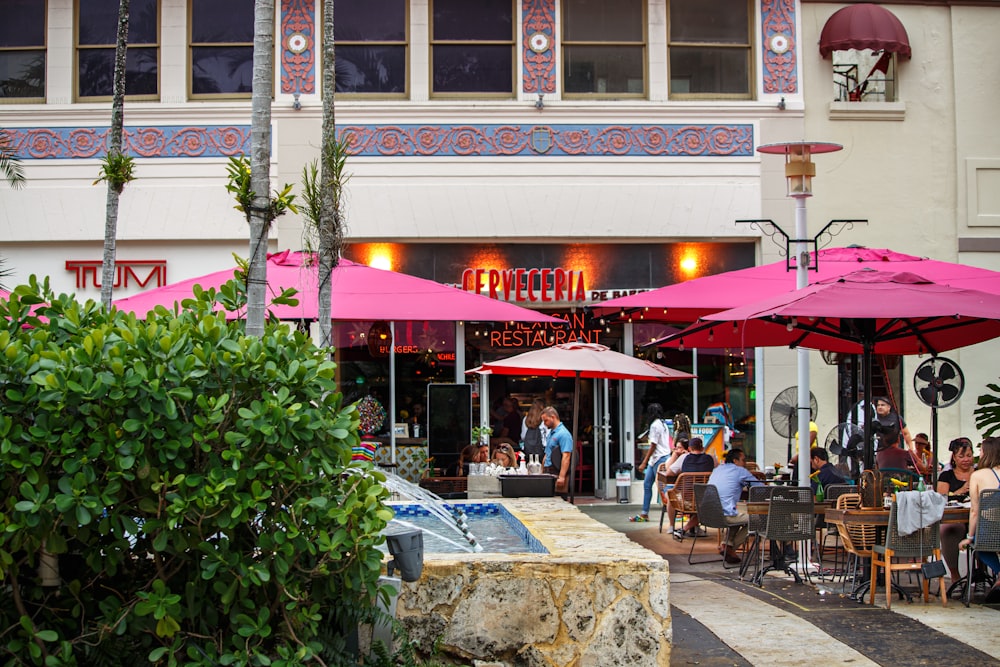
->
247, 0, 275, 337
100, 0, 130, 309
317, 0, 340, 349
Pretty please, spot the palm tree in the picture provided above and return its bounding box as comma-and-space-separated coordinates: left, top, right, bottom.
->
317, 0, 345, 349
246, 0, 276, 337
98, 0, 134, 309
0, 130, 26, 189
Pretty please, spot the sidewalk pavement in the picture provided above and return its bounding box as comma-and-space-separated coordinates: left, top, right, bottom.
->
577, 498, 999, 667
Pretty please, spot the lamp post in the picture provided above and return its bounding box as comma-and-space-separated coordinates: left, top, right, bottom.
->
758, 141, 843, 490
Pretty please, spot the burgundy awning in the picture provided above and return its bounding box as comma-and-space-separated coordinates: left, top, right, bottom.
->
819, 3, 911, 59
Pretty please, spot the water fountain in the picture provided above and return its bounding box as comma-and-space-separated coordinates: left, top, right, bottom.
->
381, 471, 483, 553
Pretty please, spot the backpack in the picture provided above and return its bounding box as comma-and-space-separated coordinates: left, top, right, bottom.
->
522, 426, 544, 457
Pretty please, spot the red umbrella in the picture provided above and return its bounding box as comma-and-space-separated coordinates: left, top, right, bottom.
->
592, 246, 1000, 324
654, 269, 1000, 470
114, 250, 563, 324
469, 342, 695, 503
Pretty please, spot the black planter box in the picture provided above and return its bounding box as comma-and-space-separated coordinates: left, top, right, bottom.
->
499, 474, 556, 498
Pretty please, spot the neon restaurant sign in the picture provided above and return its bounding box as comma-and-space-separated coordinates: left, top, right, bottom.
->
488, 312, 603, 348
461, 267, 587, 303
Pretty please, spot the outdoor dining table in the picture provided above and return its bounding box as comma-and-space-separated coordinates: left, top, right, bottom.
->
824, 505, 970, 601
825, 505, 970, 526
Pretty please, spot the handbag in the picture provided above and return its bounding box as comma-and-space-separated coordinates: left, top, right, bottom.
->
921, 559, 947, 580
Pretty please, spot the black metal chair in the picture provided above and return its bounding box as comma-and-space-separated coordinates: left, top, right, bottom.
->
739, 484, 774, 580
870, 498, 946, 609
751, 494, 815, 587
963, 488, 1000, 606
689, 483, 733, 566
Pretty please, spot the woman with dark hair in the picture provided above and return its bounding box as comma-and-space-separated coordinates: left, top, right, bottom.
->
959, 437, 1000, 602
631, 403, 672, 522
937, 439, 976, 586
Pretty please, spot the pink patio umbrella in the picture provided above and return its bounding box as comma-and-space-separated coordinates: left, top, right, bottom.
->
114, 250, 564, 466
653, 269, 1000, 472
469, 342, 695, 503
114, 250, 563, 324
591, 246, 1000, 323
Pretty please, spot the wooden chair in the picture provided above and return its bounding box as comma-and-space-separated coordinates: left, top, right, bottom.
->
418, 476, 468, 499
574, 441, 595, 494
832, 493, 877, 599
660, 471, 711, 535
870, 499, 946, 609
818, 484, 856, 577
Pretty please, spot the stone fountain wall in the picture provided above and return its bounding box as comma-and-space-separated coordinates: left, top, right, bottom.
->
394, 498, 671, 666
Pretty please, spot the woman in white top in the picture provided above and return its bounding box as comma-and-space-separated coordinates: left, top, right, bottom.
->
958, 436, 1000, 602
631, 403, 672, 522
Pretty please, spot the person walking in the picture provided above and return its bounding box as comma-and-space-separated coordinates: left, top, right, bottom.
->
631, 403, 672, 523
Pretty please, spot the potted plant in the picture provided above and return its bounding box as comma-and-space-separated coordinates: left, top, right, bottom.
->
471, 425, 493, 445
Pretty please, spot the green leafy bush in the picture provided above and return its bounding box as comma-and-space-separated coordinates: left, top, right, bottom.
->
0, 278, 392, 666
975, 379, 1000, 437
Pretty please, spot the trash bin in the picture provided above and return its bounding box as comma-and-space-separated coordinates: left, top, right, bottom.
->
614, 463, 634, 504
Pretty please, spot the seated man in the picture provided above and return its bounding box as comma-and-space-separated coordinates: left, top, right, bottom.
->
809, 446, 846, 491
681, 437, 715, 473
707, 448, 763, 564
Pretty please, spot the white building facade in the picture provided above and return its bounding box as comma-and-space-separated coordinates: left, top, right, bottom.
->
2, 0, 998, 480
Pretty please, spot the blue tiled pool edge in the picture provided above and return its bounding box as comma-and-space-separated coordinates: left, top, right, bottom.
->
389, 502, 549, 554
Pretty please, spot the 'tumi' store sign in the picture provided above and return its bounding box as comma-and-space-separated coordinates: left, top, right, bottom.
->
461, 267, 586, 303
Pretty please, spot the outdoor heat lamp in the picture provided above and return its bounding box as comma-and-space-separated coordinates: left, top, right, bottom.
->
758, 141, 842, 198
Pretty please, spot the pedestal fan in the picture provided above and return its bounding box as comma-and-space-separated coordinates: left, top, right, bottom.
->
770, 386, 818, 462
913, 356, 964, 484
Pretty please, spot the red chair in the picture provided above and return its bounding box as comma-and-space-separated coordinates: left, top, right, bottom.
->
575, 441, 595, 493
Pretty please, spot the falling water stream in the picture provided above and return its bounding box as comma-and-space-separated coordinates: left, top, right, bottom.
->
382, 471, 483, 553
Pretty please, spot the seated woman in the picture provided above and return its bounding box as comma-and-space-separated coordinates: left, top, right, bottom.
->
937, 440, 975, 586
492, 443, 518, 469
447, 444, 482, 477
959, 436, 1000, 603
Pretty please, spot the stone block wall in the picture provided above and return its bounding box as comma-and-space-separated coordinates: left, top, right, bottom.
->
394, 499, 671, 666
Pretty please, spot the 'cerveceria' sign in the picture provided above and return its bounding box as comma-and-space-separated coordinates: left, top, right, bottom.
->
461, 268, 586, 303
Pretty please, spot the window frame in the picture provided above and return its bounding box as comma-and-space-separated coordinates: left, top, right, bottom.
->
75, 0, 160, 102
0, 0, 46, 104
332, 0, 410, 99
666, 0, 754, 101
429, 0, 516, 99
188, 0, 254, 100
560, 0, 648, 100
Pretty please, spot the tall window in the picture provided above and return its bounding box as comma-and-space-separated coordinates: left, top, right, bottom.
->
431, 0, 513, 96
190, 0, 254, 97
77, 0, 159, 100
668, 0, 752, 98
0, 0, 45, 101
562, 0, 645, 97
334, 0, 407, 96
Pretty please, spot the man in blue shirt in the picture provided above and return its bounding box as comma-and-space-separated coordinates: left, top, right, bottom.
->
707, 448, 762, 563
542, 407, 574, 494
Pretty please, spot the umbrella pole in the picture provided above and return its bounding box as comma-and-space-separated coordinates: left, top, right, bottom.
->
390, 321, 397, 465
862, 338, 875, 471
570, 373, 580, 505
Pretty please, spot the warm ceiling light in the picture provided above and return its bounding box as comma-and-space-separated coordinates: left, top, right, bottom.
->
680, 256, 698, 274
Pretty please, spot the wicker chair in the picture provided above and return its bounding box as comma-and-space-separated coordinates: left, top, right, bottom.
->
964, 488, 1000, 606
660, 471, 711, 535
818, 484, 856, 576
418, 476, 468, 499
831, 493, 877, 599
870, 498, 946, 609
